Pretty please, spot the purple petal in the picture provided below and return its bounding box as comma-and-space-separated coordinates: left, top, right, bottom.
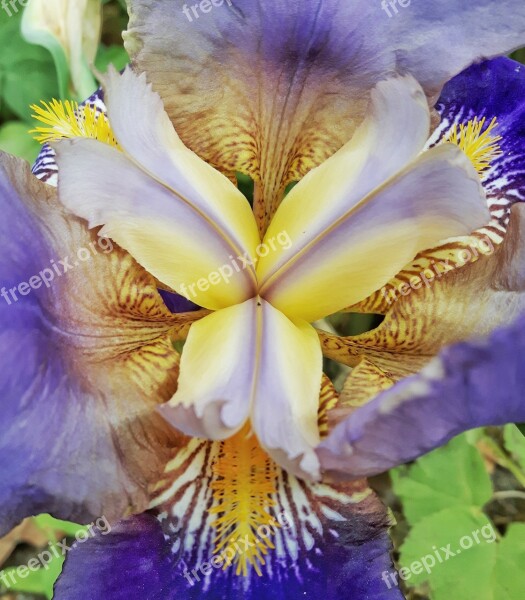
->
158, 288, 200, 313
53, 514, 172, 599
55, 515, 401, 599
54, 445, 402, 599
317, 310, 525, 479
434, 57, 525, 219
0, 154, 181, 533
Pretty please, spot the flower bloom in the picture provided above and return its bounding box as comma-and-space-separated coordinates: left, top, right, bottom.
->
22, 0, 101, 99
1, 1, 525, 598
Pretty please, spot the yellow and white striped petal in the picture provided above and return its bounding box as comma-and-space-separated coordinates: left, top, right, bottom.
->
143, 433, 394, 594
257, 76, 490, 322
159, 298, 323, 479
54, 68, 260, 310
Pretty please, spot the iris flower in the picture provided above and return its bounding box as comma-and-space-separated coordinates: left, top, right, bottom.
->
2, 1, 525, 598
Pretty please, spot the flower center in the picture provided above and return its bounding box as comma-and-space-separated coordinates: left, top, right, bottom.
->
445, 116, 502, 176
31, 100, 120, 148
210, 422, 280, 576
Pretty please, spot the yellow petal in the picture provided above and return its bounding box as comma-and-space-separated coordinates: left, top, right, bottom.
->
257, 76, 489, 322
54, 68, 260, 310
160, 298, 323, 479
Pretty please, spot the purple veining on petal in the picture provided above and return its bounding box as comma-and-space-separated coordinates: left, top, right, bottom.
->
54, 509, 403, 600
432, 57, 525, 226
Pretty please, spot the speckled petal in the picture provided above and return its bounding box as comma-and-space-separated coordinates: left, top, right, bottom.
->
0, 153, 186, 533
125, 0, 525, 230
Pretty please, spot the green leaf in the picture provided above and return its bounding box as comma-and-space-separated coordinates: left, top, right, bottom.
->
0, 555, 63, 600
398, 506, 497, 599
515, 423, 525, 437
392, 433, 525, 599
20, 21, 70, 100
399, 512, 525, 600
503, 424, 525, 471
493, 523, 525, 599
3, 60, 59, 121
511, 48, 525, 65
34, 513, 88, 539
0, 10, 59, 120
391, 435, 492, 524
0, 121, 41, 163
0, 515, 86, 598
0, 13, 45, 67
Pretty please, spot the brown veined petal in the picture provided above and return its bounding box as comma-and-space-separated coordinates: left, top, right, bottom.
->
0, 152, 200, 533
320, 202, 525, 423
125, 0, 525, 232
315, 205, 525, 480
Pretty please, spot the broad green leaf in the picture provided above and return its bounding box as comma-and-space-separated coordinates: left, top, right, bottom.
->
514, 422, 525, 437
0, 10, 59, 120
0, 515, 86, 598
400, 513, 525, 600
0, 554, 63, 600
0, 13, 45, 67
398, 506, 497, 598
3, 61, 59, 121
0, 121, 41, 163
493, 523, 525, 599
391, 435, 492, 523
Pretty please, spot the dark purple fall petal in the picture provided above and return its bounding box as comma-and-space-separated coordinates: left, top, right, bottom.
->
55, 482, 402, 600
